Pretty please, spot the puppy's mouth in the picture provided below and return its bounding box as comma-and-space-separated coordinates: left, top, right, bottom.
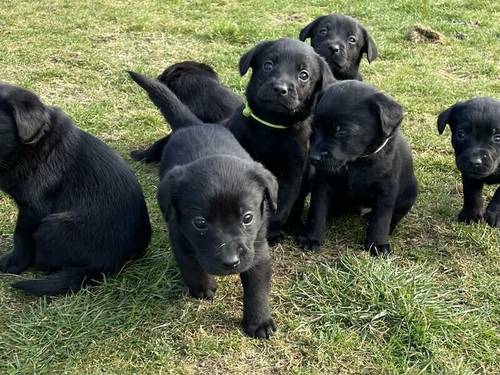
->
257, 97, 302, 113
310, 156, 348, 173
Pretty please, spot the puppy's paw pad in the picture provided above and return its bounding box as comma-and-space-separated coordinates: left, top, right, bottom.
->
0, 252, 30, 274
365, 243, 391, 257
244, 318, 277, 339
484, 209, 500, 228
297, 236, 321, 252
458, 210, 483, 224
267, 231, 286, 246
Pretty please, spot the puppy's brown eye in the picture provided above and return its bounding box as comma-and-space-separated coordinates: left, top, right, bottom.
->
456, 130, 466, 140
263, 61, 273, 72
298, 70, 310, 81
493, 134, 500, 143
192, 216, 208, 231
348, 36, 357, 44
319, 28, 327, 36
242, 212, 254, 226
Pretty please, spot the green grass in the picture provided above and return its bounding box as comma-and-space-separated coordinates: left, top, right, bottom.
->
1, 0, 499, 373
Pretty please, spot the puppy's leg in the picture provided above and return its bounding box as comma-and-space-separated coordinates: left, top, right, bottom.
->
0, 210, 37, 274
365, 191, 397, 257
484, 187, 500, 227
298, 174, 331, 252
458, 176, 484, 224
130, 136, 170, 163
390, 182, 418, 234
172, 244, 217, 300
240, 257, 276, 339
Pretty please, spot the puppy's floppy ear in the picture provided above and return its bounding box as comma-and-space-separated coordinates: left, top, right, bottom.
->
437, 105, 455, 135
299, 16, 326, 41
7, 88, 50, 144
317, 55, 336, 92
361, 27, 378, 63
239, 41, 270, 76
371, 93, 403, 137
249, 163, 279, 214
158, 165, 186, 219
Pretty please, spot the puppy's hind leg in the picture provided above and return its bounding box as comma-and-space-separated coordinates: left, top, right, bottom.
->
130, 135, 170, 163
240, 257, 276, 339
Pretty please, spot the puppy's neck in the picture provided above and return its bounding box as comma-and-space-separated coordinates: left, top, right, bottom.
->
245, 99, 313, 129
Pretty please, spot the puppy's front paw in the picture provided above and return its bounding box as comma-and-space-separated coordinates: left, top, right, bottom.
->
297, 235, 321, 252
188, 279, 218, 300
0, 251, 30, 274
484, 207, 500, 228
458, 209, 483, 224
267, 230, 286, 246
364, 242, 391, 257
244, 317, 277, 339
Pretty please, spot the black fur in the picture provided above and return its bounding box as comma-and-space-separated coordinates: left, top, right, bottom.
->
129, 72, 278, 339
131, 61, 242, 163
299, 81, 417, 256
299, 14, 378, 80
437, 97, 500, 227
0, 83, 151, 296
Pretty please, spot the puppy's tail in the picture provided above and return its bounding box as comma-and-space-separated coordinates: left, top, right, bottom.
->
11, 268, 104, 296
128, 70, 203, 130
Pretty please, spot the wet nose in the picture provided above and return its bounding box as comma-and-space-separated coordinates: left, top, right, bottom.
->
273, 83, 288, 96
328, 44, 340, 54
309, 150, 329, 163
222, 255, 240, 270
469, 157, 483, 168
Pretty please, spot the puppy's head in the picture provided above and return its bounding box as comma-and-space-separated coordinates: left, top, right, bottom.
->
159, 156, 278, 275
239, 38, 335, 125
309, 81, 403, 172
0, 83, 50, 168
299, 14, 378, 80
157, 61, 219, 85
438, 97, 500, 178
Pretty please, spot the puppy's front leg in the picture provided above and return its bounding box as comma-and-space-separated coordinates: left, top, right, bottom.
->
484, 187, 500, 227
0, 210, 37, 274
299, 173, 331, 251
240, 257, 276, 339
365, 192, 397, 257
459, 176, 484, 224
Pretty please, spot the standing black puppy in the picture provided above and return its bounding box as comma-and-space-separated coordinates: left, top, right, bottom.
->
129, 72, 279, 339
131, 61, 242, 163
437, 97, 500, 227
299, 81, 417, 256
0, 83, 151, 295
299, 14, 378, 80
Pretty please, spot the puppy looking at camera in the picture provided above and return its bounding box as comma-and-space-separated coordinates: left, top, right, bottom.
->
299, 81, 418, 256
438, 97, 500, 227
299, 14, 378, 80
129, 72, 278, 339
0, 83, 151, 295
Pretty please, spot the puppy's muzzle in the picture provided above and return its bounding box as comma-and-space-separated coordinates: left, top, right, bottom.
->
309, 150, 331, 165
221, 253, 241, 270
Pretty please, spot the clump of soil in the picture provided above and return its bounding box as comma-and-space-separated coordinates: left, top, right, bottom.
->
405, 24, 446, 43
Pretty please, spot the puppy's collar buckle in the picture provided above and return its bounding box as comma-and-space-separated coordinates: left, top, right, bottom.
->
360, 137, 392, 158
242, 104, 289, 130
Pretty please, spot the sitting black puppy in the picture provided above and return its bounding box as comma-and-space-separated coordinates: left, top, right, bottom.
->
131, 39, 335, 245
0, 83, 151, 296
129, 72, 278, 339
299, 14, 378, 81
299, 81, 418, 256
437, 97, 500, 227
131, 61, 242, 163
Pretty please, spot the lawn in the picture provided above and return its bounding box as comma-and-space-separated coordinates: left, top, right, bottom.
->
0, 0, 499, 373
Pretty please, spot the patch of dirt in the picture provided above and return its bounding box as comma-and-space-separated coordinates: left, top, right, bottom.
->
405, 24, 446, 44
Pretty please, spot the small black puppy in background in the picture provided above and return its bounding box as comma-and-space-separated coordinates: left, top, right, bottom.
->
299, 14, 378, 80
131, 61, 242, 163
129, 71, 278, 339
438, 97, 500, 227
300, 81, 417, 256
0, 83, 151, 295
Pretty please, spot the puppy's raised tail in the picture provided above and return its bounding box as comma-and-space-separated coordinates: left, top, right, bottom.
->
11, 268, 104, 296
128, 70, 203, 130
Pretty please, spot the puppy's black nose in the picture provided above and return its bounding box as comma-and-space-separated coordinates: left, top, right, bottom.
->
328, 44, 340, 54
469, 157, 483, 168
222, 256, 240, 270
309, 152, 321, 163
273, 83, 288, 96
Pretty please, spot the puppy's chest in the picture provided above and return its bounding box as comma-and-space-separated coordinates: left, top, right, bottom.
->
339, 166, 382, 203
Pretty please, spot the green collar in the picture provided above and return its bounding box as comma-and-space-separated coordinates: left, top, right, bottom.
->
242, 104, 290, 130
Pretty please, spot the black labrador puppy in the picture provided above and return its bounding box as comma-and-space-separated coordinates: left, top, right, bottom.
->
129, 72, 278, 339
299, 14, 378, 81
299, 81, 418, 256
0, 83, 151, 296
131, 61, 242, 163
437, 97, 500, 227
130, 39, 335, 245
